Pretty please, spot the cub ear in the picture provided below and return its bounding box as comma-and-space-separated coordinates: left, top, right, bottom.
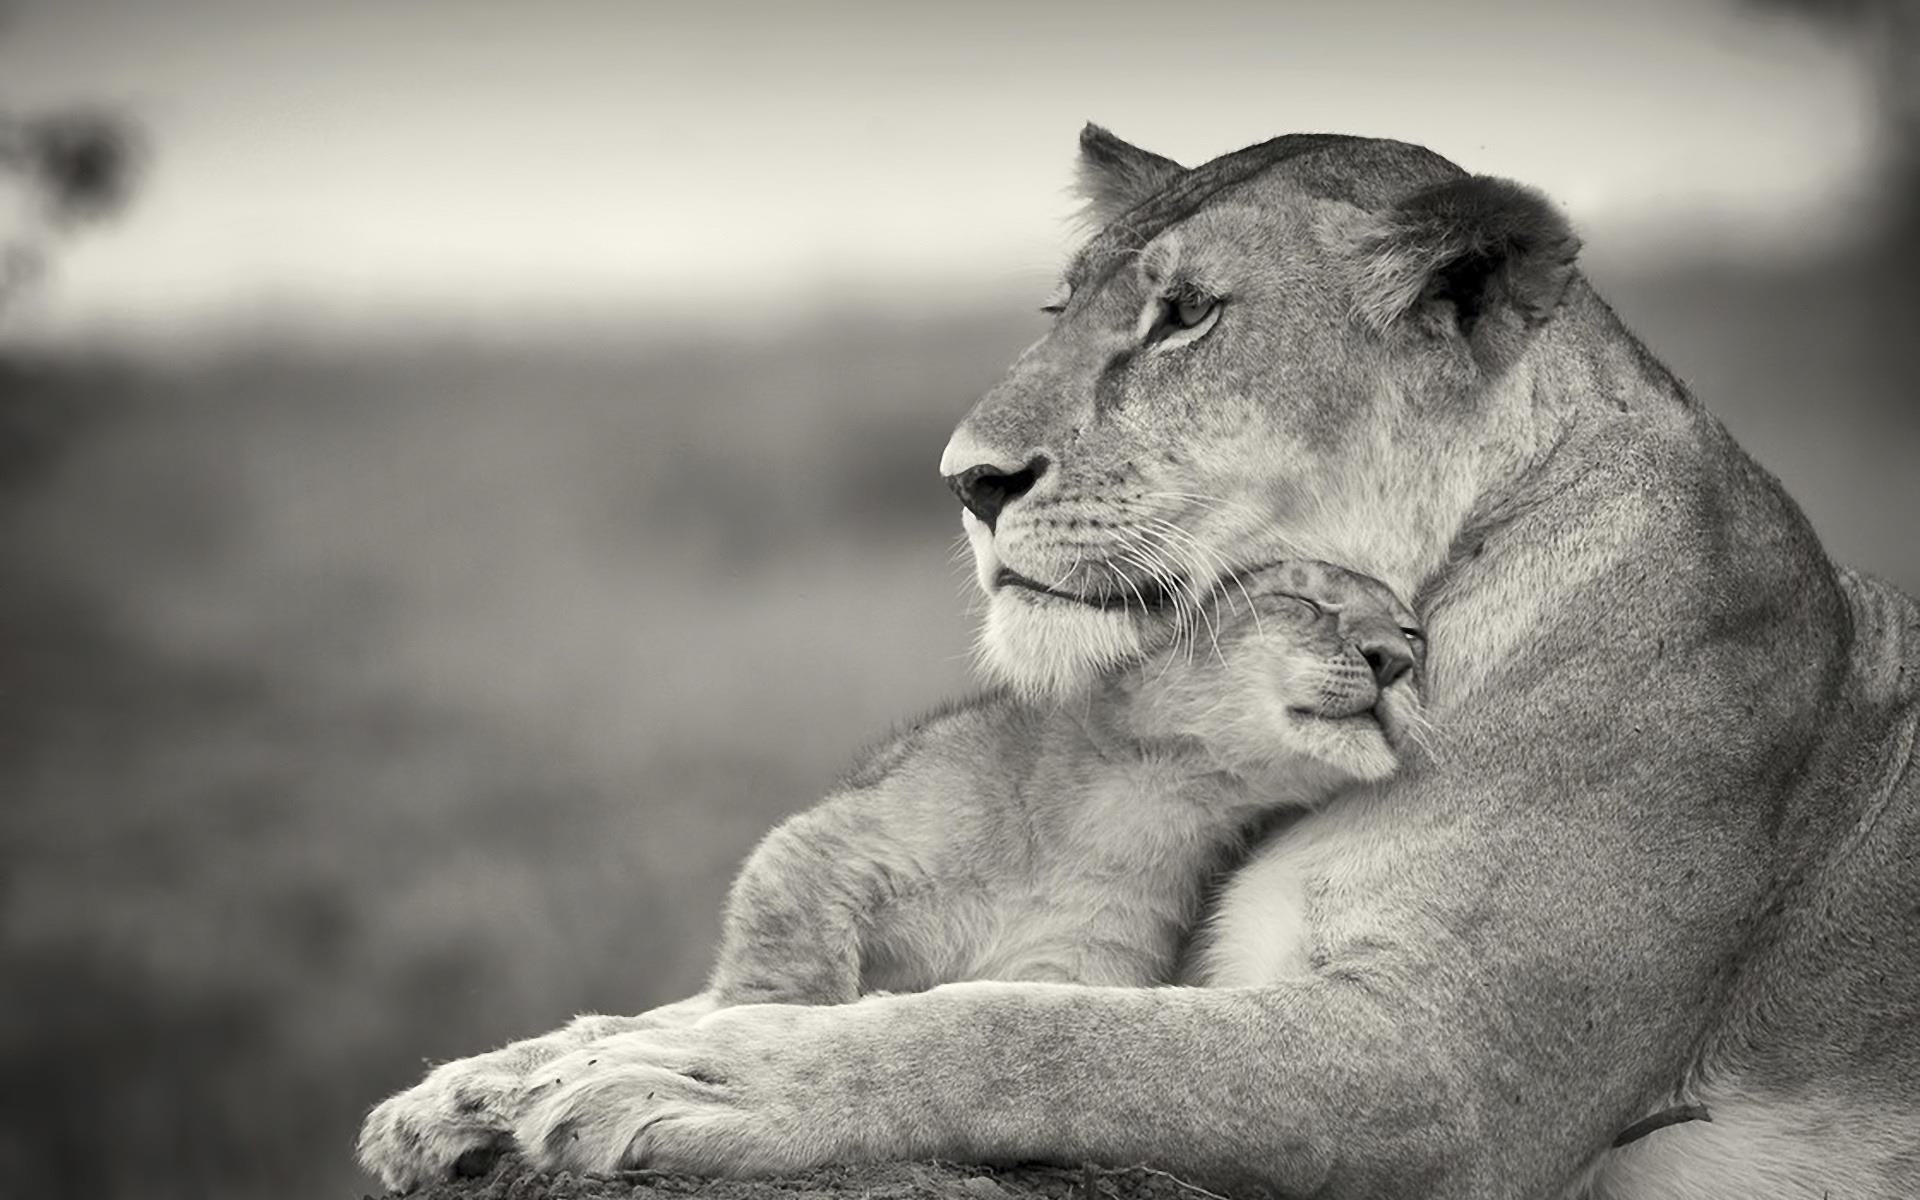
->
1351, 176, 1580, 372
1075, 123, 1186, 228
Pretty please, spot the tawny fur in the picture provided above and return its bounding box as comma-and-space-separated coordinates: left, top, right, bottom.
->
356, 562, 1424, 1189
361, 129, 1920, 1200
704, 559, 1420, 1007
1073, 122, 1187, 231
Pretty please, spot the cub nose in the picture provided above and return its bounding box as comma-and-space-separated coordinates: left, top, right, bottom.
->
944, 456, 1049, 531
1356, 630, 1417, 690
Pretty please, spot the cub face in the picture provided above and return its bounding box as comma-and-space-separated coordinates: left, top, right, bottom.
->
945, 127, 1579, 699
1116, 560, 1426, 786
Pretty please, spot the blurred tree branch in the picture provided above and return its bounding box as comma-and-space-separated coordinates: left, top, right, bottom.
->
0, 107, 144, 310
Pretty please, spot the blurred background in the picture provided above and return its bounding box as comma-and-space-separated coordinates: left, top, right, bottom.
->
0, 1, 1914, 1197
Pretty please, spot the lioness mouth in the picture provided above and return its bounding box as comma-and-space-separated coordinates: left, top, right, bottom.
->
993, 567, 1174, 611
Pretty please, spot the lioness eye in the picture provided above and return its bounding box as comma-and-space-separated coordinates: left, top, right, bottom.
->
1173, 292, 1214, 328
1142, 285, 1223, 352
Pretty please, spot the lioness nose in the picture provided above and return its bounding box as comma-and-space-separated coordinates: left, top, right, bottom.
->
945, 456, 1049, 531
1356, 631, 1416, 689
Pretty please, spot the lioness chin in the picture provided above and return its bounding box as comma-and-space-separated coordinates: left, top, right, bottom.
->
360, 127, 1920, 1200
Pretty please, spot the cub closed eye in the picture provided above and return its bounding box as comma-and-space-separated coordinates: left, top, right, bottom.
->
1040, 282, 1072, 315
1277, 594, 1325, 619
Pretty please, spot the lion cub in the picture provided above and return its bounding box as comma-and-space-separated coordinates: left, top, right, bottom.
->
707, 560, 1424, 1004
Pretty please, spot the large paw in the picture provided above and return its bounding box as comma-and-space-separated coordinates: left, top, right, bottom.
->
356, 1051, 526, 1193
515, 1004, 857, 1178
357, 1000, 724, 1192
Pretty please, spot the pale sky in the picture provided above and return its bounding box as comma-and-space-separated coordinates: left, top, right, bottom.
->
0, 0, 1881, 346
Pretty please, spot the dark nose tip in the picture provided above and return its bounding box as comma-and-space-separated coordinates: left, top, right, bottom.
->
944, 456, 1049, 530
1358, 633, 1417, 690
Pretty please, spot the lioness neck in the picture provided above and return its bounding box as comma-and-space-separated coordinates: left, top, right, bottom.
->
1415, 282, 1848, 714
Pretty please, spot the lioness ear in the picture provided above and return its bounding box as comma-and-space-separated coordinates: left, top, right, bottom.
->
1075, 123, 1186, 228
1352, 176, 1580, 371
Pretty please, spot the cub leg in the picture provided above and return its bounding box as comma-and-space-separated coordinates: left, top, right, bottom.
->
706, 805, 905, 1005
361, 707, 997, 1191
360, 778, 948, 1190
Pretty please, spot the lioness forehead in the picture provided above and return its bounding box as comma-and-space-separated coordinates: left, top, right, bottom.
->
1066, 135, 1465, 294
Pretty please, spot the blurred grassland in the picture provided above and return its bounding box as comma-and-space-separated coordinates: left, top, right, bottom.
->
0, 254, 1916, 1200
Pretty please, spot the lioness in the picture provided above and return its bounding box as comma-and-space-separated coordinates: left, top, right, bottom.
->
361, 128, 1920, 1199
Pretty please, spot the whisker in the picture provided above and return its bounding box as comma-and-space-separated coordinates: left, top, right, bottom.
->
1107, 551, 1157, 627
1115, 549, 1179, 682
1142, 490, 1270, 524
1136, 520, 1249, 658
1400, 703, 1445, 764
1121, 535, 1189, 621
1118, 536, 1194, 664
1124, 532, 1223, 672
1140, 517, 1266, 648
1135, 518, 1220, 597
1143, 490, 1323, 565
1059, 547, 1085, 594
1121, 533, 1198, 660
1104, 553, 1169, 684
1121, 529, 1198, 668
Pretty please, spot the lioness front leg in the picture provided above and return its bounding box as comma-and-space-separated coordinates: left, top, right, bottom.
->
356, 996, 717, 1193
511, 979, 1483, 1196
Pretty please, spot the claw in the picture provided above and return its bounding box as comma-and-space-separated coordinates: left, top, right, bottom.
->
451, 1138, 509, 1179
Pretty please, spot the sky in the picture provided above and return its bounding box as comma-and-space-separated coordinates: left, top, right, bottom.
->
0, 0, 1883, 346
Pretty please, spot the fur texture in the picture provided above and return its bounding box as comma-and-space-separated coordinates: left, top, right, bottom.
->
356, 562, 1424, 1189
1073, 122, 1187, 230
1352, 175, 1582, 372
360, 128, 1920, 1200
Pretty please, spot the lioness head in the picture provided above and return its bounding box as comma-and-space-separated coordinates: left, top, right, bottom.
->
945, 127, 1581, 697
1114, 560, 1427, 786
